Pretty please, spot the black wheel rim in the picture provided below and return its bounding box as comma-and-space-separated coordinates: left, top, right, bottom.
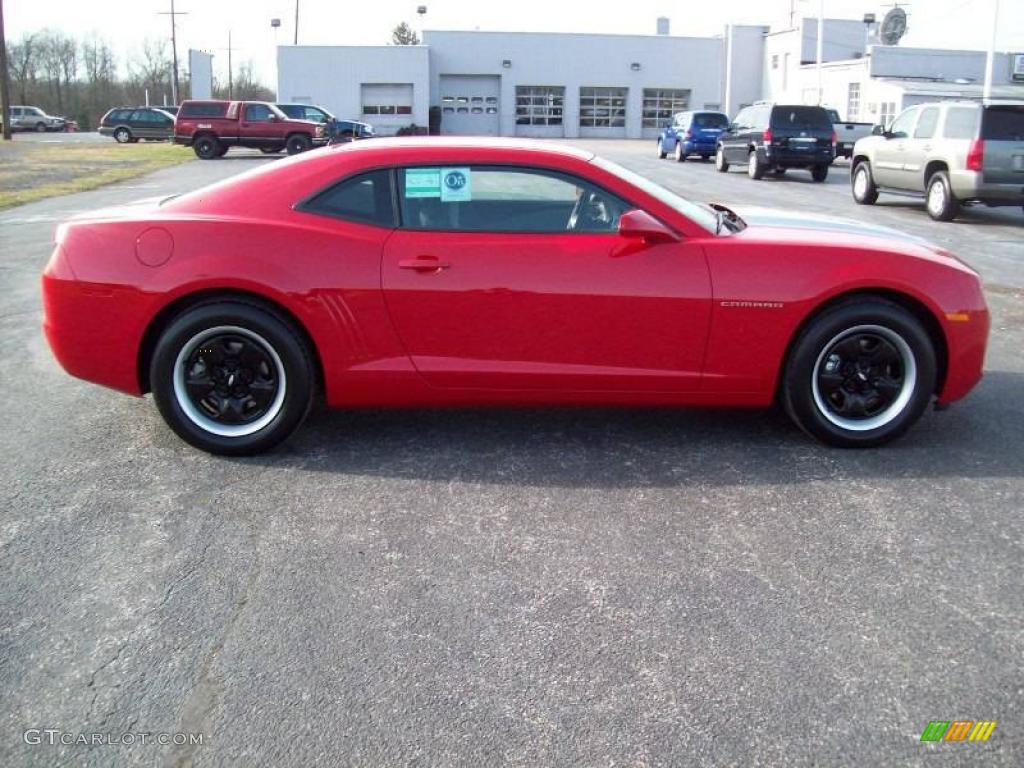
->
174, 329, 285, 436
812, 325, 916, 431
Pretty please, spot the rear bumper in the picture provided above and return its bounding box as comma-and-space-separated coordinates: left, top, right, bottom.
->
948, 170, 1024, 204
762, 146, 834, 167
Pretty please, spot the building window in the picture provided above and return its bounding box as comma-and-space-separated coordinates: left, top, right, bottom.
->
580, 87, 627, 128
515, 86, 565, 126
361, 83, 413, 117
641, 88, 690, 128
847, 83, 861, 121
878, 101, 897, 128
772, 54, 779, 70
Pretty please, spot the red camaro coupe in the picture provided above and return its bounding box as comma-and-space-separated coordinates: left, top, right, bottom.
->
42, 138, 988, 454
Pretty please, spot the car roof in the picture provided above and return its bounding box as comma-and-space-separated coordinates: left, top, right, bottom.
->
331, 136, 595, 161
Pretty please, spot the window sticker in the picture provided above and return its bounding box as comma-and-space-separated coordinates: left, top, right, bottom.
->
440, 167, 471, 202
405, 168, 441, 198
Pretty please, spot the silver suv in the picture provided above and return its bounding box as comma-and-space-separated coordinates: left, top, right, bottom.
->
6, 105, 65, 132
850, 101, 1024, 221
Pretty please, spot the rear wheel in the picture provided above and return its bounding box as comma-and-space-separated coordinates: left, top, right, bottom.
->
926, 171, 960, 221
150, 302, 315, 455
674, 141, 686, 162
193, 135, 221, 159
715, 146, 730, 172
783, 299, 936, 447
851, 161, 879, 204
657, 141, 667, 159
114, 127, 132, 144
811, 164, 829, 182
286, 134, 312, 155
747, 150, 765, 180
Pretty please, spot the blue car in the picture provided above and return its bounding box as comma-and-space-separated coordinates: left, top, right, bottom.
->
657, 110, 730, 162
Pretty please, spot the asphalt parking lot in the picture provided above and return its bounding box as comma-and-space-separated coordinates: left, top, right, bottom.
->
1, 141, 1022, 767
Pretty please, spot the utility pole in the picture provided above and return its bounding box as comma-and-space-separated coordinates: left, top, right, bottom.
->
294, 0, 299, 45
228, 30, 233, 99
983, 0, 1000, 100
158, 0, 189, 105
0, 0, 12, 141
816, 0, 825, 105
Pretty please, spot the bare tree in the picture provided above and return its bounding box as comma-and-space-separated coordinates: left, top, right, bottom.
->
8, 34, 39, 104
129, 38, 171, 105
213, 61, 274, 102
391, 22, 420, 45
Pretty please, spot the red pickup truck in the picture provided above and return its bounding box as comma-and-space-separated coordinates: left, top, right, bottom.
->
174, 100, 327, 159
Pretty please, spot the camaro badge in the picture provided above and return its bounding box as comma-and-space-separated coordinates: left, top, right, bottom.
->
720, 301, 784, 309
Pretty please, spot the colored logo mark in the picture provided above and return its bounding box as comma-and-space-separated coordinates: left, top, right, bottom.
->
444, 171, 467, 190
920, 720, 997, 742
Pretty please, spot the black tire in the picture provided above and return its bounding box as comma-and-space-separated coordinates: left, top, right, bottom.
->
674, 141, 686, 162
715, 146, 730, 172
215, 144, 230, 157
657, 141, 667, 160
286, 134, 312, 155
782, 299, 937, 448
114, 127, 132, 144
747, 150, 765, 180
193, 135, 221, 160
851, 161, 879, 204
35, 122, 46, 133
811, 164, 829, 182
150, 301, 315, 455
926, 171, 960, 221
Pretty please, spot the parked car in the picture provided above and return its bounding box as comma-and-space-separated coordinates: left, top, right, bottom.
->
716, 103, 836, 181
850, 101, 1024, 221
173, 100, 327, 158
826, 108, 874, 159
276, 103, 375, 145
42, 138, 988, 455
7, 105, 65, 132
657, 110, 730, 162
98, 107, 176, 143
61, 117, 80, 132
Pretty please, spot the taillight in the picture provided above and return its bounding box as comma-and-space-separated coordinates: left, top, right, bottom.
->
763, 128, 773, 143
830, 131, 837, 146
685, 129, 693, 138
966, 139, 984, 171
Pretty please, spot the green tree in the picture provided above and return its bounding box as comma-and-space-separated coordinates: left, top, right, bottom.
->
391, 22, 420, 45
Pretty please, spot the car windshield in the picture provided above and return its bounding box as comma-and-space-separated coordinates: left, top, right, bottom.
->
774, 106, 832, 130
692, 113, 728, 129
591, 156, 719, 234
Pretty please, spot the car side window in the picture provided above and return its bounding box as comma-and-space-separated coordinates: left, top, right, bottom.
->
299, 169, 396, 228
397, 166, 628, 234
244, 104, 274, 122
732, 108, 749, 130
914, 107, 939, 139
888, 108, 918, 139
943, 107, 978, 139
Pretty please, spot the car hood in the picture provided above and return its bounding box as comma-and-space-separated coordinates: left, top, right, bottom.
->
731, 206, 932, 247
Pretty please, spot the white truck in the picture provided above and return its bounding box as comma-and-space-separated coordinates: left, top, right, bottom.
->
827, 109, 874, 159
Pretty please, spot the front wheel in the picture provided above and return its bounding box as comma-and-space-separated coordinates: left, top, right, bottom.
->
851, 162, 879, 204
782, 299, 936, 448
811, 164, 829, 182
715, 146, 730, 172
35, 122, 46, 133
150, 302, 315, 455
193, 135, 221, 159
926, 171, 960, 221
114, 127, 132, 144
657, 140, 667, 160
286, 134, 313, 155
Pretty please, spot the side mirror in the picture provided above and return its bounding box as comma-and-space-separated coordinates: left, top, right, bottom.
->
618, 209, 679, 244
871, 124, 884, 136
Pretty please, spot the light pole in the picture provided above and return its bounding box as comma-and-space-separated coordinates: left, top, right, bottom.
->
983, 0, 1000, 100
294, 0, 299, 45
816, 0, 824, 105
158, 0, 188, 105
0, 0, 12, 141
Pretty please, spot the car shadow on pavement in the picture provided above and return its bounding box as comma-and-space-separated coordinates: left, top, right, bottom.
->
238, 369, 1024, 489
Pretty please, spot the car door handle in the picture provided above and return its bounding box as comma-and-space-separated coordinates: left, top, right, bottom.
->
398, 256, 450, 271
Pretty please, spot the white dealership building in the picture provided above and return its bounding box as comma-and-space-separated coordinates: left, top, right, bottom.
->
277, 16, 1024, 137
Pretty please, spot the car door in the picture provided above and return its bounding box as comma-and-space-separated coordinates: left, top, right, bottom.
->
901, 105, 939, 189
724, 108, 751, 162
130, 110, 155, 138
239, 103, 276, 145
381, 164, 711, 392
872, 106, 918, 188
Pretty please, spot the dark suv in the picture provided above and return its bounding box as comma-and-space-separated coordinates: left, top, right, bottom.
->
99, 107, 176, 143
716, 103, 836, 181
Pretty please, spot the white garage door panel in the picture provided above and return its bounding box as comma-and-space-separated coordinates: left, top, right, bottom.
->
440, 75, 500, 136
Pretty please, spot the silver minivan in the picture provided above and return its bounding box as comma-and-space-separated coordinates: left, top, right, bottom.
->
850, 101, 1024, 220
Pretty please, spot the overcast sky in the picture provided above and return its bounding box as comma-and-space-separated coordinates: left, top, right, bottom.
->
5, 0, 1023, 88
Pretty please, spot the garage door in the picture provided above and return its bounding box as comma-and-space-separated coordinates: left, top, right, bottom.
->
439, 75, 500, 136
